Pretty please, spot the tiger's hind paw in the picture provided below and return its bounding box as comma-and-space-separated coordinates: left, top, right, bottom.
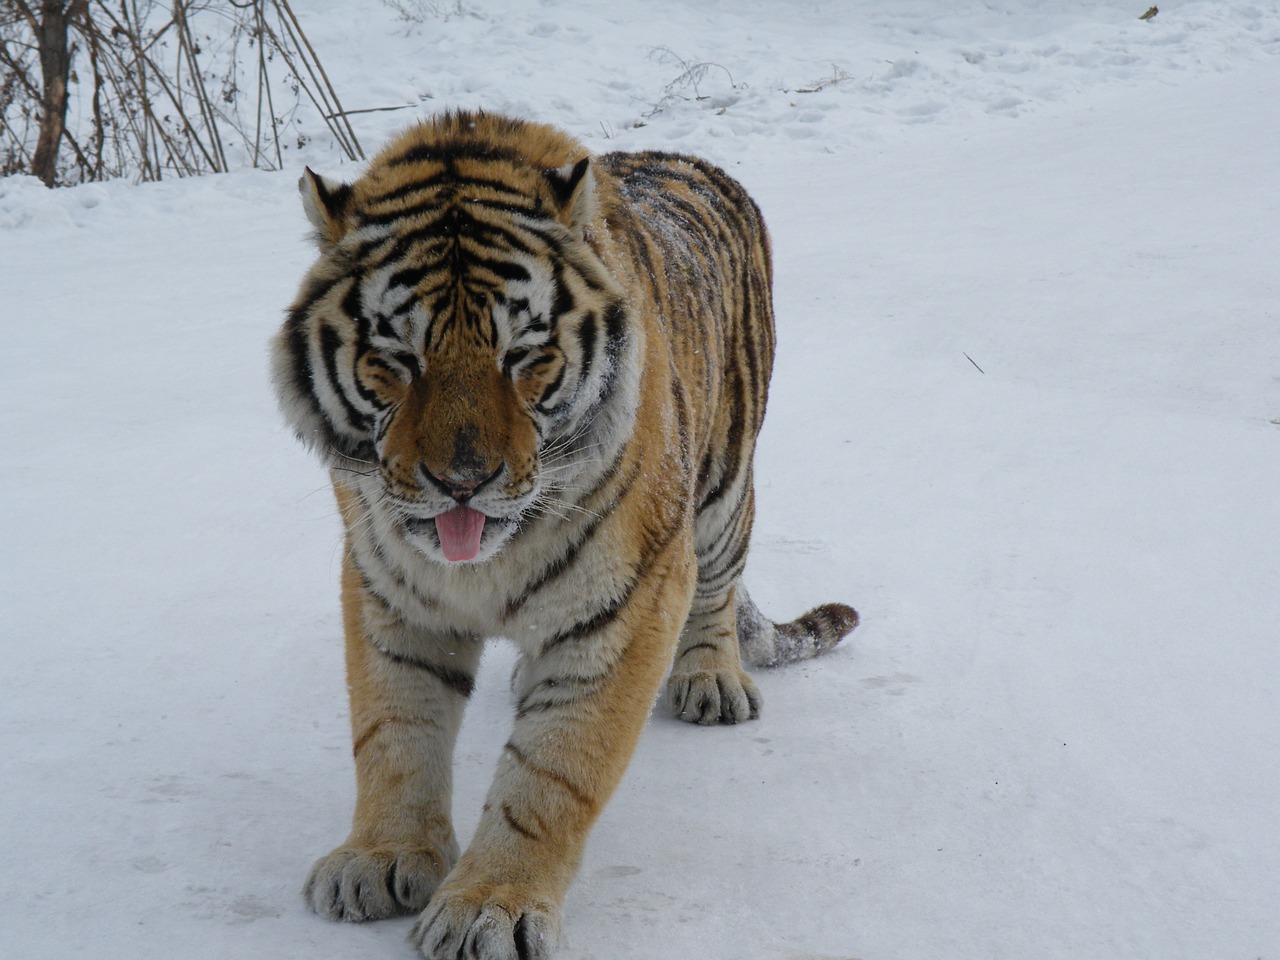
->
667, 667, 762, 724
304, 844, 454, 922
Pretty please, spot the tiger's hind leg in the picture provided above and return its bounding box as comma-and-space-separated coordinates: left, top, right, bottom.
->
666, 487, 761, 725
666, 583, 763, 724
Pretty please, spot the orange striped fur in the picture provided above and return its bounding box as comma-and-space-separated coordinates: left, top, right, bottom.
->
272, 111, 857, 959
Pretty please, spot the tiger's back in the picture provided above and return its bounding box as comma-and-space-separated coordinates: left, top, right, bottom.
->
596, 148, 856, 673
599, 150, 775, 511
272, 112, 856, 960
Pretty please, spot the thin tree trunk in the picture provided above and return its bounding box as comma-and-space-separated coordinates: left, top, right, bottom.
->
29, 0, 88, 186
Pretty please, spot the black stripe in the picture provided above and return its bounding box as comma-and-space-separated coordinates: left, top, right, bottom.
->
457, 172, 539, 200
319, 324, 372, 435
698, 502, 745, 572
352, 716, 439, 758
576, 312, 597, 386
359, 230, 441, 272
679, 641, 719, 660
697, 532, 750, 598
357, 195, 448, 228
625, 227, 658, 301
365, 171, 451, 207
388, 260, 437, 291
700, 368, 746, 510
386, 140, 523, 168
504, 742, 593, 807
459, 217, 541, 257
364, 188, 541, 225
354, 351, 397, 407
662, 190, 735, 257
290, 273, 345, 318
284, 284, 371, 463
738, 266, 764, 424
539, 506, 686, 655
505, 452, 637, 617
514, 698, 564, 719
369, 217, 540, 272
536, 365, 566, 413
501, 803, 539, 841
699, 593, 734, 617
463, 196, 542, 218
513, 671, 609, 719
284, 311, 318, 412
352, 540, 441, 614
340, 278, 364, 322
371, 643, 475, 698
539, 572, 636, 653
637, 152, 757, 222
350, 231, 397, 265
392, 350, 421, 378
473, 255, 530, 283
567, 300, 627, 432
550, 272, 574, 321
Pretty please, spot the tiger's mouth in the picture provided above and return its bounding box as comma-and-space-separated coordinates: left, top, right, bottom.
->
401, 507, 516, 563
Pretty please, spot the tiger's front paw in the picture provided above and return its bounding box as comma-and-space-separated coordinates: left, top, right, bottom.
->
304, 843, 454, 922
667, 667, 762, 724
409, 883, 560, 960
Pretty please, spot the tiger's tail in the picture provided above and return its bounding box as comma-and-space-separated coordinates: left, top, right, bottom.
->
735, 585, 859, 669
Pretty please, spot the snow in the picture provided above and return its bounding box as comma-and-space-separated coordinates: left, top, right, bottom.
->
3, 2, 1279, 958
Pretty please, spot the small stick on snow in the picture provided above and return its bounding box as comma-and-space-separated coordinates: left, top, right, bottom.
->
964, 352, 985, 374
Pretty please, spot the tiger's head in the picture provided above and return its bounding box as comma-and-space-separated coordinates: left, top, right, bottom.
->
272, 113, 635, 564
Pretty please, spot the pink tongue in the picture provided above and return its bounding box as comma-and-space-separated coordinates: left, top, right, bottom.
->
434, 505, 486, 562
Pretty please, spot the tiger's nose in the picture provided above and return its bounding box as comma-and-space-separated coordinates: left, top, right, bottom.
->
422, 464, 501, 503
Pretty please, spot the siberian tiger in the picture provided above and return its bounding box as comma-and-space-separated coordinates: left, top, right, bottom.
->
272, 111, 857, 960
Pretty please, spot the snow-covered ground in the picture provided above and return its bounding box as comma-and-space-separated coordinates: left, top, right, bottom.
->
3, 2, 1279, 958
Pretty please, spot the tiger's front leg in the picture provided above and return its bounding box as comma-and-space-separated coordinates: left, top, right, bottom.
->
304, 553, 483, 921
409, 536, 694, 960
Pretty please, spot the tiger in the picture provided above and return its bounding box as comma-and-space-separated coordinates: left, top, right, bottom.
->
271, 110, 858, 960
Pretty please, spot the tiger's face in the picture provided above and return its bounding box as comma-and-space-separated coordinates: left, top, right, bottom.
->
273, 119, 633, 564
357, 298, 545, 564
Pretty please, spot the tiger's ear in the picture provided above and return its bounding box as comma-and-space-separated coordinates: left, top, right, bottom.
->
299, 167, 353, 251
545, 157, 595, 238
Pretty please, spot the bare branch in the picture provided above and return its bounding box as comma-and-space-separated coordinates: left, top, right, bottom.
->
275, 0, 362, 158
2, 0, 362, 183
